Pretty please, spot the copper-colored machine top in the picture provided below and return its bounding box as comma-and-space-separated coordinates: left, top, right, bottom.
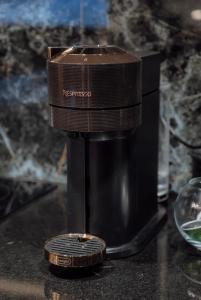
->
48, 45, 140, 65
47, 45, 142, 132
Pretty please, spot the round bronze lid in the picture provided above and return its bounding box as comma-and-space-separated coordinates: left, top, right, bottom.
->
44, 233, 106, 268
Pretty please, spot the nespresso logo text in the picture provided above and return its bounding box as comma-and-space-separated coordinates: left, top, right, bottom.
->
63, 89, 92, 97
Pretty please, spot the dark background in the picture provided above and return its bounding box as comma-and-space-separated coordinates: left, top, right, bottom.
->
0, 0, 201, 191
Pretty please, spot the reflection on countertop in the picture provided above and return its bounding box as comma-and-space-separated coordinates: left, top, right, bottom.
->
0, 187, 200, 299
0, 177, 57, 219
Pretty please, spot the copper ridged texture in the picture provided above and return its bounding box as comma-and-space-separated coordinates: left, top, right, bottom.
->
44, 233, 106, 268
48, 63, 141, 109
47, 45, 142, 132
49, 105, 141, 132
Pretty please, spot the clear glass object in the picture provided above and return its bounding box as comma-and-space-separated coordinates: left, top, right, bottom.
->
158, 90, 170, 201
174, 177, 201, 250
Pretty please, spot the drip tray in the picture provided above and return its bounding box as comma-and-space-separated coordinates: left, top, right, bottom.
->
45, 233, 106, 268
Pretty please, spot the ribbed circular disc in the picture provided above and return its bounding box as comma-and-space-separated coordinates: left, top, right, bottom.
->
44, 233, 106, 268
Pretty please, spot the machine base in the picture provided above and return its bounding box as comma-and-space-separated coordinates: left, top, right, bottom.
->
106, 205, 167, 259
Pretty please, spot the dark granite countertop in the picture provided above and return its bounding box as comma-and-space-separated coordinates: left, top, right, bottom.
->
0, 186, 201, 299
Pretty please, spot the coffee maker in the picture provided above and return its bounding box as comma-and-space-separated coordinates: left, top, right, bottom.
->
47, 46, 166, 258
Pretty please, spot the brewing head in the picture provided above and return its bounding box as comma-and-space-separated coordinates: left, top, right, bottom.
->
47, 45, 141, 132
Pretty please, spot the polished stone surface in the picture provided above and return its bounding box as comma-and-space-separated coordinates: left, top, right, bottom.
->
0, 177, 56, 218
0, 0, 107, 184
108, 0, 201, 191
0, 188, 201, 299
0, 0, 201, 190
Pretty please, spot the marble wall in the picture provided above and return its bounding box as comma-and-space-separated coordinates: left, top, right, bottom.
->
0, 0, 201, 190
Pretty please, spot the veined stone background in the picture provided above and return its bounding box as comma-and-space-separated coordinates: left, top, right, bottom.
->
0, 0, 201, 191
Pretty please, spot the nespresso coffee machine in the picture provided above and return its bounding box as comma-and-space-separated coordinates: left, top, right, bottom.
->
47, 46, 166, 259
